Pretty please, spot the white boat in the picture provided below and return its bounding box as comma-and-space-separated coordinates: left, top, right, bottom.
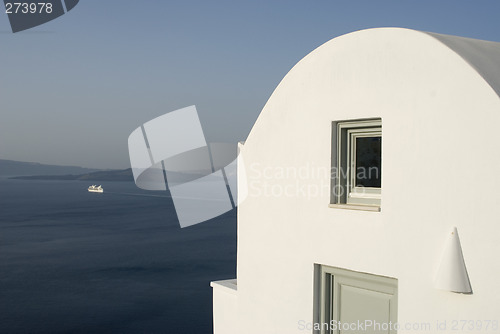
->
88, 185, 103, 193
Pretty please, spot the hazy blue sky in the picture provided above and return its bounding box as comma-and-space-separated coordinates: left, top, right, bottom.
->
2, 0, 500, 169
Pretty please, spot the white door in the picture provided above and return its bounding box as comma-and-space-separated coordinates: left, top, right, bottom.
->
318, 266, 398, 334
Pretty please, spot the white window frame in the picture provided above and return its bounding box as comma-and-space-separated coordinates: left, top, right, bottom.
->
314, 265, 398, 334
331, 119, 382, 209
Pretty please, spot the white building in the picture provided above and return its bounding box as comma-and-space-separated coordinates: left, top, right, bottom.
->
211, 28, 500, 333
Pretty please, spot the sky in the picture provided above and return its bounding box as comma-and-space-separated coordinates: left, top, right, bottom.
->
2, 0, 500, 169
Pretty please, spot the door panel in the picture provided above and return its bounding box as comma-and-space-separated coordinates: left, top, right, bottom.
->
318, 266, 398, 334
339, 285, 393, 333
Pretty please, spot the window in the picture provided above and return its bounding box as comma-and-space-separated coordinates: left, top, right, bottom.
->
331, 119, 382, 210
314, 265, 398, 334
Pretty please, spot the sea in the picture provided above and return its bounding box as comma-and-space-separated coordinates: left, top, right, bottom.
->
0, 177, 237, 334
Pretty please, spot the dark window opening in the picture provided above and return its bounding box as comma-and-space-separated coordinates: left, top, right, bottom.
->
355, 136, 381, 188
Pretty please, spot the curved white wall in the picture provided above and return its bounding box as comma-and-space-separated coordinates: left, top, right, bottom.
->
216, 28, 500, 334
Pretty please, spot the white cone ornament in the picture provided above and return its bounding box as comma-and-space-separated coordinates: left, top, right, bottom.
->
434, 227, 472, 293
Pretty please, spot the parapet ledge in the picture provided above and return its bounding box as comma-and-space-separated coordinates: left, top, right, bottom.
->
211, 278, 238, 295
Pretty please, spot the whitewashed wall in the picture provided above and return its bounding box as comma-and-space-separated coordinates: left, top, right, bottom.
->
213, 28, 500, 334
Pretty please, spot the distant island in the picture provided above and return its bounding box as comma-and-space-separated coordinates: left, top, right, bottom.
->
11, 168, 134, 182
0, 159, 101, 177
2, 159, 208, 183
0, 159, 133, 182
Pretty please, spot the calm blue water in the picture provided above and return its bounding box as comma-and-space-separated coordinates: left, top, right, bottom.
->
0, 178, 237, 334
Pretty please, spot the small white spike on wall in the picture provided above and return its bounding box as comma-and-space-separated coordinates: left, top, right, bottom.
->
434, 227, 472, 294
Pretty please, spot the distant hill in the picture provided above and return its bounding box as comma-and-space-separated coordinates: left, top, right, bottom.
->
9, 167, 211, 184
0, 159, 101, 176
11, 168, 134, 182
3, 159, 210, 183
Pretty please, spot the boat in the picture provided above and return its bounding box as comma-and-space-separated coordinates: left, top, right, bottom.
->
88, 185, 103, 193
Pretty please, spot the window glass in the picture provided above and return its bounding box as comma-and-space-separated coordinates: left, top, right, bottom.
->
355, 136, 381, 188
